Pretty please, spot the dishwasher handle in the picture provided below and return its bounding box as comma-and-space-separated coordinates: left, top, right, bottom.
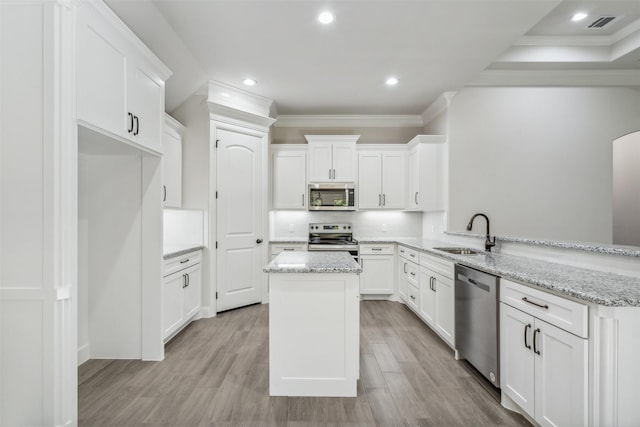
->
457, 273, 490, 292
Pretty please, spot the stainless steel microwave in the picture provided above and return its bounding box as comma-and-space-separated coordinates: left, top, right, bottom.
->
308, 183, 356, 211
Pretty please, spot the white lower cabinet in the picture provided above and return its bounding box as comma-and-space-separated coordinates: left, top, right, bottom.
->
163, 250, 202, 341
418, 253, 455, 346
500, 279, 588, 427
359, 244, 395, 294
397, 245, 418, 303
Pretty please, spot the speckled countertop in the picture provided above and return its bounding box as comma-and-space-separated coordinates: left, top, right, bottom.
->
163, 245, 204, 260
389, 238, 640, 307
264, 251, 362, 274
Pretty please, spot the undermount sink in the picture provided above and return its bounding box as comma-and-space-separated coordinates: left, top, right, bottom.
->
433, 247, 481, 255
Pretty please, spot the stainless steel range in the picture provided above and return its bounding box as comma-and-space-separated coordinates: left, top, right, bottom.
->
308, 223, 359, 262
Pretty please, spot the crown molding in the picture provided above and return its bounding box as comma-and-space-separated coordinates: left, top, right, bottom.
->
274, 114, 423, 128
304, 135, 361, 144
207, 103, 276, 131
469, 70, 640, 87
421, 92, 456, 126
208, 80, 275, 119
406, 134, 447, 149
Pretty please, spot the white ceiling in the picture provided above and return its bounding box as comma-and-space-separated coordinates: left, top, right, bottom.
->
105, 0, 640, 116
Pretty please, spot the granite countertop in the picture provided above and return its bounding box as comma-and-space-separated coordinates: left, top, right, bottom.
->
163, 245, 205, 260
390, 238, 640, 307
264, 251, 362, 274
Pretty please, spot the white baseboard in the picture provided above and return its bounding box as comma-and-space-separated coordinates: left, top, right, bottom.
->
199, 305, 217, 318
77, 344, 90, 366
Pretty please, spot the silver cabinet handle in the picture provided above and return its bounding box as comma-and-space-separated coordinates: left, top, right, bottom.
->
415, 192, 418, 205
163, 185, 167, 202
302, 194, 305, 206
372, 248, 382, 251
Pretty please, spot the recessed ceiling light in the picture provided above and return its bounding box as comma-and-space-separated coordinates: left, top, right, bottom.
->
385, 77, 399, 86
318, 11, 334, 24
243, 78, 257, 86
571, 12, 588, 22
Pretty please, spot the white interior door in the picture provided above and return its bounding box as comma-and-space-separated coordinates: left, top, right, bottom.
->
216, 127, 264, 312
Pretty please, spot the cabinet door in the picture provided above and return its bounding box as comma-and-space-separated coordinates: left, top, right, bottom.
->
359, 255, 395, 294
419, 143, 445, 212
381, 152, 405, 209
273, 150, 306, 209
183, 266, 202, 321
332, 142, 357, 182
127, 62, 164, 153
357, 152, 382, 209
397, 259, 408, 302
418, 268, 436, 326
500, 304, 535, 418
407, 148, 419, 209
433, 272, 454, 346
534, 319, 587, 427
163, 272, 185, 339
162, 128, 182, 208
307, 142, 333, 182
76, 7, 127, 138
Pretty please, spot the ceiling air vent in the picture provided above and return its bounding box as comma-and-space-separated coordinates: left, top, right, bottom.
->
586, 16, 618, 29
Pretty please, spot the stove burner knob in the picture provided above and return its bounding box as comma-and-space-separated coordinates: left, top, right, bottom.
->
348, 226, 351, 229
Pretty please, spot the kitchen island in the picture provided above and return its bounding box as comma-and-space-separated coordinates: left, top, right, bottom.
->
264, 251, 362, 397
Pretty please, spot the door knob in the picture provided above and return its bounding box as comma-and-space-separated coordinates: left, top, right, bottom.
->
256, 239, 263, 244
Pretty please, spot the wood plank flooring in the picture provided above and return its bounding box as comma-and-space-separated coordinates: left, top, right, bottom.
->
79, 301, 530, 426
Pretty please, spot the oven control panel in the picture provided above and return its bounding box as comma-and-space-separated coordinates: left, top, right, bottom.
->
309, 223, 352, 232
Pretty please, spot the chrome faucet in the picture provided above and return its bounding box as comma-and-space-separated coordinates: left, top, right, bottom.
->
466, 213, 496, 252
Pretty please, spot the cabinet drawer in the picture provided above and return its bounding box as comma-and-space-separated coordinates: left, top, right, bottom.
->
271, 243, 307, 255
164, 250, 202, 277
407, 262, 419, 286
420, 252, 453, 279
398, 245, 419, 262
500, 279, 588, 338
407, 283, 419, 312
360, 244, 395, 255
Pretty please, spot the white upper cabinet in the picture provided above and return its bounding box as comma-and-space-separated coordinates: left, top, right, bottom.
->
358, 149, 405, 209
305, 135, 359, 182
272, 147, 307, 209
406, 135, 446, 212
162, 114, 184, 208
76, 0, 171, 154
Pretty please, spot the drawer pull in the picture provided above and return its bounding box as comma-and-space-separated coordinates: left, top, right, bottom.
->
409, 253, 416, 258
372, 248, 382, 251
522, 297, 549, 310
410, 295, 416, 300
410, 272, 416, 277
283, 248, 295, 251
180, 259, 190, 264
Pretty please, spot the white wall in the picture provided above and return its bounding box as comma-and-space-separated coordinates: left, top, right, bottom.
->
163, 208, 204, 249
612, 131, 640, 246
272, 126, 421, 144
447, 87, 640, 243
270, 210, 422, 240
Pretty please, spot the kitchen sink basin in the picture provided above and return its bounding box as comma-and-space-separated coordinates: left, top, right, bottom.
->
433, 247, 481, 255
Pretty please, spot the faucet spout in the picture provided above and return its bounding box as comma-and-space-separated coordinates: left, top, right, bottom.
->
466, 213, 496, 252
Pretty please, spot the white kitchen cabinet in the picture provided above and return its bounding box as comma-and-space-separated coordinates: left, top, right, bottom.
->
305, 135, 359, 182
357, 150, 405, 209
359, 244, 395, 294
406, 135, 446, 211
272, 147, 307, 209
418, 253, 455, 346
76, 0, 170, 154
163, 250, 202, 340
270, 243, 308, 261
162, 114, 184, 208
500, 279, 588, 427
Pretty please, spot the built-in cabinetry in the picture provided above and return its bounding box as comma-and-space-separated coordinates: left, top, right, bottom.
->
270, 243, 308, 261
76, 0, 170, 154
418, 253, 455, 346
162, 114, 184, 208
163, 250, 202, 341
359, 244, 396, 294
272, 146, 307, 209
305, 135, 359, 182
500, 279, 588, 427
406, 135, 446, 211
357, 150, 405, 209
398, 245, 419, 304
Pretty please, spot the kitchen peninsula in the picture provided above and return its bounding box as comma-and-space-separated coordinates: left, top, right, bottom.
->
264, 251, 362, 397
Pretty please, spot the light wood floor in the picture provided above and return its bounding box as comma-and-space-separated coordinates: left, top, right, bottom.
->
79, 301, 530, 426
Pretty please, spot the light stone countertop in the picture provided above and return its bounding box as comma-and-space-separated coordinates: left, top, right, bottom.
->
391, 238, 640, 307
264, 251, 362, 274
163, 245, 205, 260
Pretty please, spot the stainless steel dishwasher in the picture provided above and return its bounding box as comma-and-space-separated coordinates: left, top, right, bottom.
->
454, 264, 500, 388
